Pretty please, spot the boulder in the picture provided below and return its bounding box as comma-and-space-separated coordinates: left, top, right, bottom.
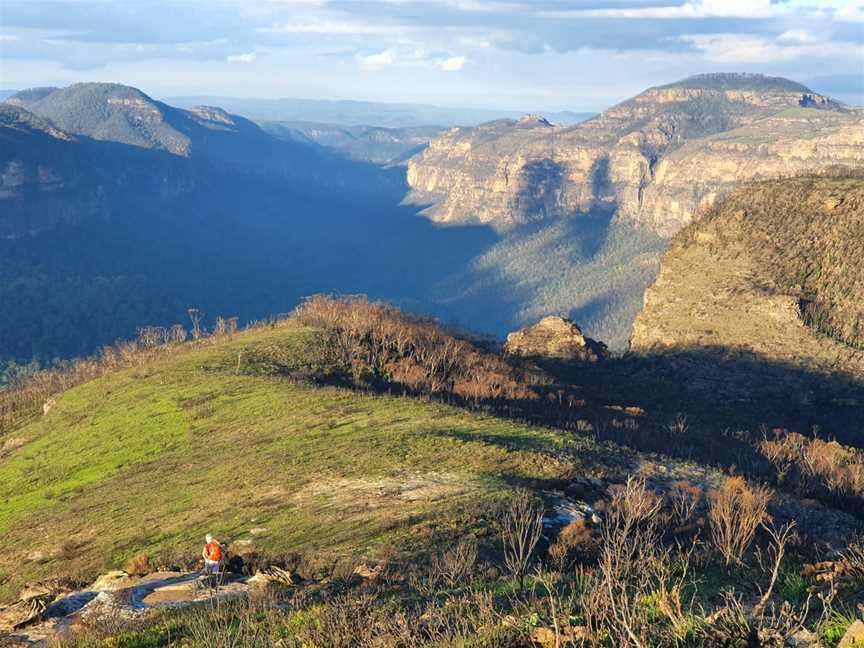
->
505, 316, 607, 362
351, 563, 382, 582
531, 625, 589, 647
248, 565, 296, 588
19, 578, 79, 600
786, 628, 820, 647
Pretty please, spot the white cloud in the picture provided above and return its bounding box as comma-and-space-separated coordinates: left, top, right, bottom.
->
540, 0, 784, 19
226, 52, 256, 63
357, 46, 467, 72
439, 55, 466, 71
257, 21, 386, 34
360, 48, 397, 70
682, 33, 862, 63
777, 29, 819, 43
835, 4, 864, 21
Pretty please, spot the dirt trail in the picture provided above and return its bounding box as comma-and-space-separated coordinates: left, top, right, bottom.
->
3, 571, 254, 647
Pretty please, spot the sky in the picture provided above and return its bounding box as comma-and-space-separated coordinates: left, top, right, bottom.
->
0, 0, 862, 111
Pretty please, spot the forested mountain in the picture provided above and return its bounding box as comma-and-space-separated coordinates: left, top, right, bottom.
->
0, 83, 492, 367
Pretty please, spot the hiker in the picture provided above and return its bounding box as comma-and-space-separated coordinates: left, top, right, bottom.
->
202, 534, 223, 577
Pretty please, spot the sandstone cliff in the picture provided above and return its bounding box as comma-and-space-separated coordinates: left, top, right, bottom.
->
629, 173, 864, 417
406, 74, 863, 236
0, 104, 106, 238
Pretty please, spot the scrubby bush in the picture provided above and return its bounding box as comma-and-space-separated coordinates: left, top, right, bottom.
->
759, 429, 864, 506
291, 294, 538, 403
708, 476, 771, 566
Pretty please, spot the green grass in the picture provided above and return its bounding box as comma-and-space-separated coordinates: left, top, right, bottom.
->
0, 323, 628, 603
821, 608, 858, 648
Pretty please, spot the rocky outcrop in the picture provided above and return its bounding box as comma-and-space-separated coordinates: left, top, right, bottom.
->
628, 174, 864, 435
406, 73, 863, 236
505, 316, 607, 362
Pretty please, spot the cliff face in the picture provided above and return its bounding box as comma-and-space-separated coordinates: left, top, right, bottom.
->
406, 74, 862, 236
638, 108, 864, 235
629, 174, 864, 416
0, 105, 105, 238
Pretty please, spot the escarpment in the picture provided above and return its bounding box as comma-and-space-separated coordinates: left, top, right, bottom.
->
629, 173, 864, 420
406, 73, 863, 236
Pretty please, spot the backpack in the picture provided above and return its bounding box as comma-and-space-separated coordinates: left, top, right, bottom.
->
205, 541, 222, 562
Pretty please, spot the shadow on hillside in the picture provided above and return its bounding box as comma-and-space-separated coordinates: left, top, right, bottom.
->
452, 342, 864, 516
424, 427, 632, 490
549, 344, 864, 449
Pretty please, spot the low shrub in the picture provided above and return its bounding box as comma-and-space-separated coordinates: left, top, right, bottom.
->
708, 476, 771, 566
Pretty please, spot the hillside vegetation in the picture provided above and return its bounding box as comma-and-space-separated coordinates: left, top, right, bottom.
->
629, 172, 864, 457
633, 171, 864, 357
682, 172, 864, 349
2, 299, 864, 647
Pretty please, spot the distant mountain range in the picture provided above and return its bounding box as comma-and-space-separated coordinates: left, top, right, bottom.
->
1, 74, 861, 368
164, 95, 594, 128
261, 122, 444, 165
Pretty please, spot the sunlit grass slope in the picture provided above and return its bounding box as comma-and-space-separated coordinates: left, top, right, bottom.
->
0, 322, 627, 603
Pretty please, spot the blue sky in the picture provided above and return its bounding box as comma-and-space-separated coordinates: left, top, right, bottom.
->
0, 0, 862, 110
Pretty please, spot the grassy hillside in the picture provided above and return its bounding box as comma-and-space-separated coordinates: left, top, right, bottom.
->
0, 320, 629, 604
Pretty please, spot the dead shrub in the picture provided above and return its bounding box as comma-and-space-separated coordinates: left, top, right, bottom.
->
586, 477, 666, 648
666, 480, 705, 536
123, 553, 151, 576
431, 536, 478, 589
840, 536, 864, 588
708, 476, 772, 566
291, 294, 538, 403
548, 518, 600, 570
759, 430, 864, 504
499, 489, 544, 590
